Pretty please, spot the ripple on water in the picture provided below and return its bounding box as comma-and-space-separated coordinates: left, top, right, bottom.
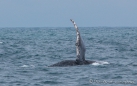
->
40, 81, 62, 85
0, 27, 137, 86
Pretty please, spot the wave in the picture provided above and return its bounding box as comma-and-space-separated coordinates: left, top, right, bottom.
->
0, 41, 3, 44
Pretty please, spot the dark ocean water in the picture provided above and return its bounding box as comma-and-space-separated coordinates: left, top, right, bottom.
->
0, 27, 137, 86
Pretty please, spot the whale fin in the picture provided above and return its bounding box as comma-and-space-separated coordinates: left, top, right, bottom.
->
70, 19, 86, 63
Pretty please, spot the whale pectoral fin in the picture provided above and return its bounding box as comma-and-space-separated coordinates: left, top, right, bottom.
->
70, 19, 86, 62
75, 43, 78, 46
70, 19, 80, 34
75, 43, 80, 46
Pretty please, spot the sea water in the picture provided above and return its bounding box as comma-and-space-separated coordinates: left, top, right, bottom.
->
0, 27, 137, 86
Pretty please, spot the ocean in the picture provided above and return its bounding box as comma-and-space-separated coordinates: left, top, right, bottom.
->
0, 27, 137, 86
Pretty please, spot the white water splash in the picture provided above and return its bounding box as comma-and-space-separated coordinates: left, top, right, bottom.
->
92, 61, 109, 66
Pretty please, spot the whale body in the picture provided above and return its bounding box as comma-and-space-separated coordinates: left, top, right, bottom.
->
49, 19, 96, 67
49, 60, 95, 67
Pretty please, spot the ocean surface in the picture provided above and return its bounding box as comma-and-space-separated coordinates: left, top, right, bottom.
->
0, 27, 137, 86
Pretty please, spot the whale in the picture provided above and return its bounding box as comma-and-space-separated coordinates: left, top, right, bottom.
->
49, 19, 96, 67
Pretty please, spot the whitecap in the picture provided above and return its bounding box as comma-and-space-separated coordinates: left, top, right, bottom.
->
21, 65, 29, 68
0, 42, 3, 44
21, 65, 35, 68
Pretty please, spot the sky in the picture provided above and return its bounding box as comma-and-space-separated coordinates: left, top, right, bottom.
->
0, 0, 137, 27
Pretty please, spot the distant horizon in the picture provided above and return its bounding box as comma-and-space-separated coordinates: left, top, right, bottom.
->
0, 26, 137, 28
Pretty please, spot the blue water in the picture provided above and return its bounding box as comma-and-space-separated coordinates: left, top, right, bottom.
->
0, 27, 137, 86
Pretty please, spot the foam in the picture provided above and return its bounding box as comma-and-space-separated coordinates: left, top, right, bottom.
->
92, 61, 109, 66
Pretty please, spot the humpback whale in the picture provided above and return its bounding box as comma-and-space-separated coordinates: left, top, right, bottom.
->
49, 19, 95, 67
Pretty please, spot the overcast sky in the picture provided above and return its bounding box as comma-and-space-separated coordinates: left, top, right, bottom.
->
0, 0, 137, 27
